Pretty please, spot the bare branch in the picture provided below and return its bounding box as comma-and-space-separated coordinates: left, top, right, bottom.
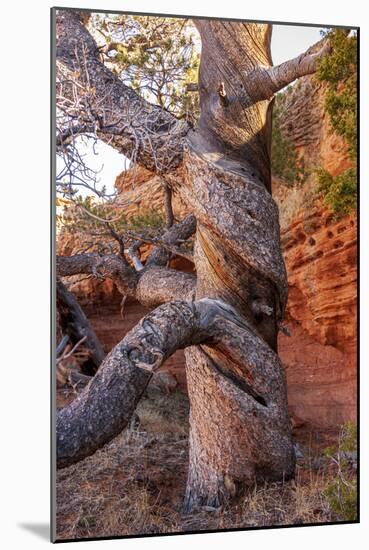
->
146, 213, 196, 267
57, 254, 138, 298
76, 203, 124, 224
105, 222, 127, 263
162, 182, 174, 228
246, 39, 331, 102
57, 253, 196, 307
56, 10, 190, 173
56, 334, 69, 356
56, 335, 87, 364
56, 123, 96, 147
126, 242, 144, 271
126, 231, 193, 263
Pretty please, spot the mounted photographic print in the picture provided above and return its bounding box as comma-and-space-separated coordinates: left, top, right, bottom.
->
51, 7, 359, 542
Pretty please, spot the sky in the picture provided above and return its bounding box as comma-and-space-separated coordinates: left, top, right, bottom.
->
57, 24, 325, 198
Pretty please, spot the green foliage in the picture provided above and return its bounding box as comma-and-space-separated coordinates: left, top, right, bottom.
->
316, 29, 357, 215
316, 167, 357, 216
128, 211, 165, 231
317, 29, 357, 157
324, 422, 357, 521
272, 95, 307, 186
92, 14, 200, 121
325, 479, 357, 521
59, 195, 166, 251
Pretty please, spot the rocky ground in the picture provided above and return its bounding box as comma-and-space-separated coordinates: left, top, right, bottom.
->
55, 384, 355, 541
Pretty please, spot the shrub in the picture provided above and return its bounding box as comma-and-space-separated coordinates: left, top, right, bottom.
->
316, 29, 357, 215
317, 29, 357, 157
324, 422, 357, 521
316, 167, 357, 216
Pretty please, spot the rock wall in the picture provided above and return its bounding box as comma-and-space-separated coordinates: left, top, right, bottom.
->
278, 77, 351, 177
114, 166, 188, 220
279, 206, 357, 429
273, 74, 357, 429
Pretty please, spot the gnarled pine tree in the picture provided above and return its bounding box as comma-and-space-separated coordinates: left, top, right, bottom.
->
55, 10, 332, 511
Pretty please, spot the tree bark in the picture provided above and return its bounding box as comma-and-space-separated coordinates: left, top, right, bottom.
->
56, 10, 189, 172
176, 21, 295, 511
57, 298, 252, 468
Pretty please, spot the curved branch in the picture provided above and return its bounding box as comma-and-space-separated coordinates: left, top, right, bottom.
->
56, 10, 189, 172
126, 231, 193, 263
246, 40, 331, 102
56, 214, 196, 307
56, 253, 138, 297
57, 297, 290, 469
57, 299, 206, 467
136, 266, 196, 306
56, 123, 96, 148
57, 253, 196, 307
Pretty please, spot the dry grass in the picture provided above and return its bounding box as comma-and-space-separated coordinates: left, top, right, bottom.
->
56, 386, 356, 541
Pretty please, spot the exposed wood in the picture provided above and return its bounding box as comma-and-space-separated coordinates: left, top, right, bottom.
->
245, 40, 331, 102
145, 213, 196, 267
177, 20, 295, 510
56, 215, 196, 306
163, 182, 174, 228
56, 299, 209, 468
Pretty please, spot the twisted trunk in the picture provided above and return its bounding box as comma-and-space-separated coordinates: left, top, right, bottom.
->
177, 21, 295, 510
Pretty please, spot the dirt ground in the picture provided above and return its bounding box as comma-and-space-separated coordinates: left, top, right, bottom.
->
55, 385, 355, 541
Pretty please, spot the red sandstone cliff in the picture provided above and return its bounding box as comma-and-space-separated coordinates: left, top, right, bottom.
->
279, 205, 356, 429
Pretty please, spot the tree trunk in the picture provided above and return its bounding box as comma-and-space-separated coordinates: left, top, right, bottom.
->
178, 21, 295, 511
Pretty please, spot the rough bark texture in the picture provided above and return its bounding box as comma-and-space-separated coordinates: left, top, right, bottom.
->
57, 298, 257, 468
57, 214, 197, 308
177, 21, 296, 510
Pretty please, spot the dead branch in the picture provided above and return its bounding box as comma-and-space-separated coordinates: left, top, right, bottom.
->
56, 10, 190, 174
245, 39, 332, 101
57, 253, 196, 307
126, 230, 193, 263
145, 213, 196, 267
105, 222, 128, 263
162, 182, 174, 228
57, 297, 289, 469
56, 335, 87, 364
